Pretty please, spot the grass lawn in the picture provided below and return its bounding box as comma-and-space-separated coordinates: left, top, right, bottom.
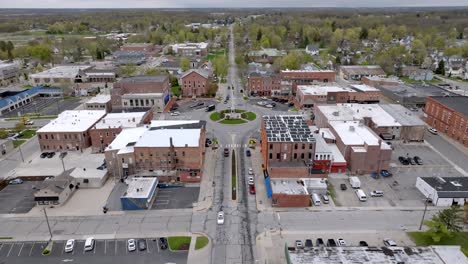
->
220, 119, 247, 125
195, 236, 209, 250
327, 182, 340, 206
18, 130, 36, 139
210, 112, 222, 121
242, 112, 256, 121
168, 236, 191, 251
408, 232, 468, 256
171, 85, 181, 97
207, 49, 226, 61
13, 140, 26, 148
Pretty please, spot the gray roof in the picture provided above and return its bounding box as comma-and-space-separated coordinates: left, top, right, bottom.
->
263, 115, 315, 143
180, 69, 209, 79
431, 96, 468, 117
380, 104, 426, 126
420, 177, 468, 198
119, 75, 168, 83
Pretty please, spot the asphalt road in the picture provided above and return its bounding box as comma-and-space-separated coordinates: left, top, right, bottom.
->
424, 130, 468, 174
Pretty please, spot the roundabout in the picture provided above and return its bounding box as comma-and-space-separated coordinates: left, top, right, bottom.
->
209, 109, 257, 124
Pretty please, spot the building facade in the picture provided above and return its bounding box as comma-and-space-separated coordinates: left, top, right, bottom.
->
247, 72, 281, 96
180, 69, 210, 97
280, 70, 336, 94
339, 65, 386, 81
0, 62, 20, 87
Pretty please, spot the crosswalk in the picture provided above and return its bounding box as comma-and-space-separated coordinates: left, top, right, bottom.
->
219, 144, 249, 148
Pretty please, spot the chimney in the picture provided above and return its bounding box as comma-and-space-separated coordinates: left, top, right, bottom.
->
349, 125, 355, 132
132, 117, 135, 122
169, 137, 174, 148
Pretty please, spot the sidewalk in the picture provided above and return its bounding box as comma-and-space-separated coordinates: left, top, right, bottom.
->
187, 233, 211, 264
250, 147, 270, 212
437, 132, 468, 156
192, 148, 216, 212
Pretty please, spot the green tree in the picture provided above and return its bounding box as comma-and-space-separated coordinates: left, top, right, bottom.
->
213, 55, 228, 79
119, 64, 137, 77
27, 44, 52, 62
260, 36, 270, 48
280, 51, 302, 70
256, 28, 262, 41
180, 57, 191, 71
359, 27, 368, 40
435, 60, 445, 75
411, 39, 427, 65
0, 130, 8, 139
424, 205, 463, 242
6, 41, 14, 60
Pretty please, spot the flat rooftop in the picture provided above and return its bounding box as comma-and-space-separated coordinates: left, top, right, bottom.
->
150, 120, 205, 129
263, 115, 315, 143
329, 120, 382, 146
121, 177, 158, 199
135, 129, 201, 148
380, 104, 426, 126
271, 179, 308, 195
350, 84, 379, 92
70, 167, 107, 180
94, 112, 147, 129
118, 75, 168, 83
419, 177, 468, 198
106, 126, 148, 151
430, 96, 468, 116
86, 94, 111, 104
298, 85, 355, 96
328, 143, 346, 163
318, 104, 400, 127
340, 65, 385, 75
30, 65, 92, 79
38, 110, 106, 133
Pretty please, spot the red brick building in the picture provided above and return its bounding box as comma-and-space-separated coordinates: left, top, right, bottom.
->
425, 96, 468, 147
362, 76, 400, 86
280, 70, 336, 94
37, 110, 106, 152
180, 69, 210, 97
295, 85, 353, 109
247, 72, 281, 96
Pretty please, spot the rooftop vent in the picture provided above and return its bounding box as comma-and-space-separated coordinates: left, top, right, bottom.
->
451, 181, 462, 187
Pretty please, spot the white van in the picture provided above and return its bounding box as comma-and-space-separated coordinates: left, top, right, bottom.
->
84, 237, 95, 252
311, 193, 321, 206
355, 189, 367, 202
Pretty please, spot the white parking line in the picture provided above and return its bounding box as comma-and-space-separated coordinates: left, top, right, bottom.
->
28, 242, 34, 256
114, 240, 117, 255
104, 240, 107, 255
6, 243, 13, 257
93, 242, 96, 254
146, 239, 150, 254
156, 239, 160, 252
18, 243, 24, 256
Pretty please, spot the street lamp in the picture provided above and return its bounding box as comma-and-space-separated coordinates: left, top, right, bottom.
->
43, 208, 53, 241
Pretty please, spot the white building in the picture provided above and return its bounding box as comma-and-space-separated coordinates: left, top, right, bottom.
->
30, 65, 93, 86
170, 42, 209, 57
416, 177, 468, 206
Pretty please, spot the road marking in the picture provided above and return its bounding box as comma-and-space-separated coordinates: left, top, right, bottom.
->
93, 242, 96, 254
146, 239, 150, 254
156, 239, 160, 252
6, 243, 13, 257
17, 243, 24, 256
114, 239, 117, 255
29, 242, 34, 256
104, 240, 107, 255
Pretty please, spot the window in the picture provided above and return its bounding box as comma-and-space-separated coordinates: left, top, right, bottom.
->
309, 153, 312, 159
302, 144, 305, 149
45, 135, 48, 140
38, 134, 42, 139
269, 144, 273, 150
294, 153, 297, 159
51, 134, 54, 139
269, 153, 272, 159
301, 153, 304, 159
182, 151, 185, 156
294, 144, 298, 150
309, 144, 312, 149
276, 153, 280, 159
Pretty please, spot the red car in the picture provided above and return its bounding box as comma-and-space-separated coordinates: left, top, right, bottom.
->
249, 184, 256, 194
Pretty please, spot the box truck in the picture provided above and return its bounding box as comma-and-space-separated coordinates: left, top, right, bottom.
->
349, 177, 361, 189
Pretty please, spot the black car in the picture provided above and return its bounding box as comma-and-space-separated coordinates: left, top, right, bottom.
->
359, 241, 369, 247
40, 152, 48, 158
398, 156, 409, 165
340, 183, 347, 191
272, 98, 279, 102
47, 152, 55, 158
158, 238, 168, 250
137, 239, 147, 251
408, 157, 416, 165
316, 238, 324, 247
327, 239, 337, 247
304, 239, 313, 249
414, 156, 423, 165
270, 102, 276, 107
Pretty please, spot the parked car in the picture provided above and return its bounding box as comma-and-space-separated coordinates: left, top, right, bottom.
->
217, 211, 225, 225
265, 104, 274, 108
359, 241, 369, 247
40, 152, 48, 158
9, 178, 23, 185
248, 177, 254, 185
257, 101, 267, 106
370, 190, 384, 197
304, 239, 313, 249
64, 239, 75, 253
340, 183, 347, 191
316, 238, 324, 247
224, 148, 229, 157
249, 184, 256, 195
246, 150, 251, 157
322, 194, 330, 204
159, 237, 168, 250
408, 157, 416, 165
327, 239, 337, 247
47, 152, 55, 158
383, 239, 397, 247
398, 156, 409, 165
170, 111, 180, 116
428, 127, 438, 135
137, 239, 147, 251
127, 239, 136, 252
380, 170, 392, 177
25, 120, 34, 125
337, 238, 346, 246
84, 237, 95, 252
295, 240, 303, 249
414, 156, 423, 165
248, 168, 254, 175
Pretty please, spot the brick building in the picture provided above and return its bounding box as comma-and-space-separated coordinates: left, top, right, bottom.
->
247, 49, 286, 64
89, 111, 153, 153
348, 84, 381, 103
180, 69, 210, 97
425, 96, 468, 147
120, 43, 162, 54
247, 72, 281, 96
85, 94, 112, 112
339, 65, 386, 81
37, 110, 106, 152
280, 69, 336, 94
362, 76, 400, 86
261, 115, 317, 178
105, 120, 206, 182
111, 75, 170, 112
295, 85, 354, 109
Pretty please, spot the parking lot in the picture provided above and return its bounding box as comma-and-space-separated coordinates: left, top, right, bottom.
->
174, 99, 218, 113
1, 97, 82, 118
151, 187, 200, 210
0, 238, 187, 264
248, 98, 291, 112
0, 181, 38, 214
331, 142, 464, 207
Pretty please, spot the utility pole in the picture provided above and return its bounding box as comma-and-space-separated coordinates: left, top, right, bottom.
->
18, 145, 24, 162
419, 197, 429, 230
43, 208, 53, 241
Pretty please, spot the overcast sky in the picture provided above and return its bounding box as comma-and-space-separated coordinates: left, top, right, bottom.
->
1, 0, 468, 8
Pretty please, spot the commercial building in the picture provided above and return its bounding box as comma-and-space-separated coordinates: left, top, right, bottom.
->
328, 120, 392, 174
247, 72, 281, 96
261, 115, 317, 178
339, 65, 386, 81
375, 83, 456, 107
37, 110, 106, 152
416, 177, 468, 206
0, 61, 19, 87
362, 76, 401, 86
111, 75, 171, 112
348, 84, 381, 103
121, 43, 161, 54
295, 85, 355, 109
30, 65, 93, 86
89, 111, 152, 153
120, 177, 158, 210
105, 120, 206, 182
380, 104, 426, 141
69, 167, 108, 188
34, 176, 77, 206
180, 69, 210, 97
85, 94, 112, 112
280, 69, 336, 94
0, 86, 62, 114
311, 131, 347, 173
112, 50, 146, 65
424, 96, 468, 147
270, 178, 328, 207
171, 42, 209, 57
247, 48, 286, 63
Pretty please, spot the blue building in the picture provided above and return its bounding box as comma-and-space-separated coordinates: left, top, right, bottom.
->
0, 85, 62, 114
120, 177, 158, 210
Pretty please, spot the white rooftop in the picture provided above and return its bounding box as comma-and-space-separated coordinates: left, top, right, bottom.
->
106, 127, 148, 152
38, 110, 106, 133
298, 85, 356, 96
329, 120, 382, 146
171, 42, 208, 51
121, 93, 163, 99
318, 104, 400, 127
94, 112, 147, 129
70, 167, 107, 179
380, 104, 426, 126
86, 94, 111, 104
121, 177, 158, 199
271, 179, 308, 195
30, 65, 92, 79
135, 129, 201, 148
327, 143, 346, 163
282, 69, 335, 73
350, 84, 379, 92
150, 120, 199, 128
319, 128, 335, 140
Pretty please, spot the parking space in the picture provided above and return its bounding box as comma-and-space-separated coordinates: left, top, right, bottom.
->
175, 99, 218, 113
248, 98, 291, 112
151, 187, 200, 210
0, 181, 38, 214
0, 239, 188, 263
391, 143, 451, 167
